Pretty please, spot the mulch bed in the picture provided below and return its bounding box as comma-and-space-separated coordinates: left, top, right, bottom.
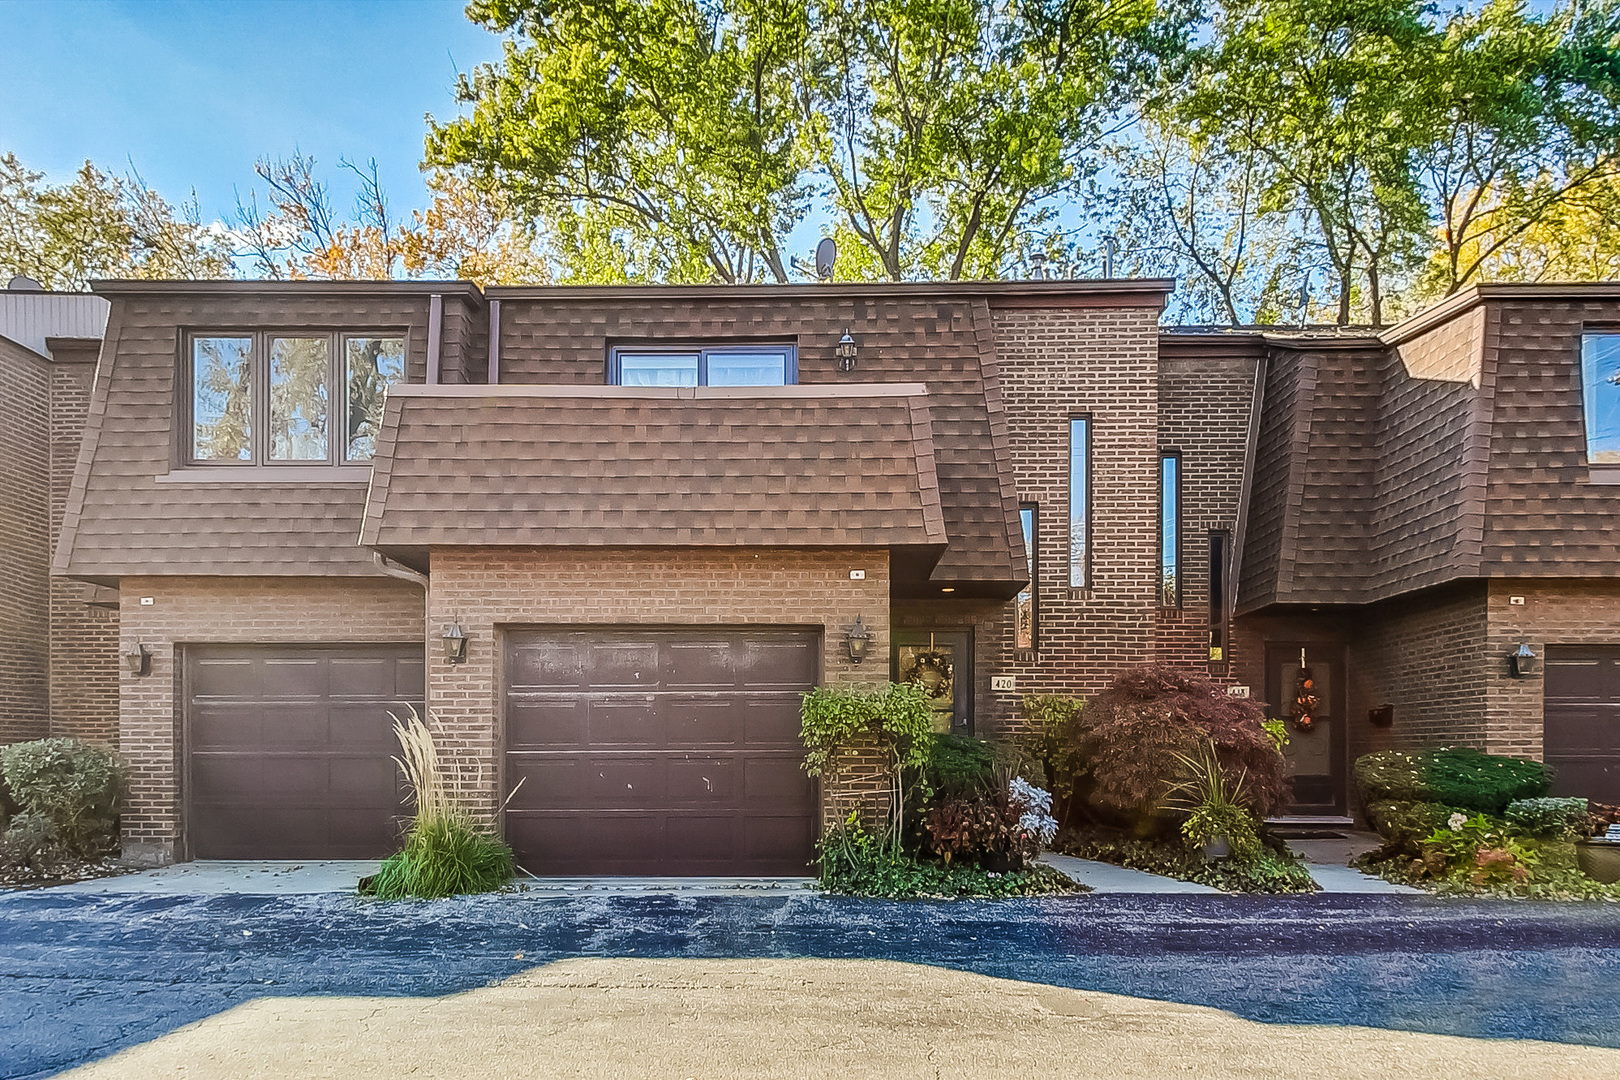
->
0, 855, 133, 892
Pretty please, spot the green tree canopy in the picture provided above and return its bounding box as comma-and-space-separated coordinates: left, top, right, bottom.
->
426, 0, 1194, 283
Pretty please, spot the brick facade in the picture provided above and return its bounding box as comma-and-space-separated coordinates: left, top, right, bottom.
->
991, 306, 1162, 711
113, 576, 425, 865
425, 547, 894, 836
0, 339, 51, 743
48, 349, 120, 744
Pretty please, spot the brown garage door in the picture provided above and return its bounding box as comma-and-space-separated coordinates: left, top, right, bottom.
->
1545, 646, 1620, 805
504, 628, 820, 876
186, 644, 425, 859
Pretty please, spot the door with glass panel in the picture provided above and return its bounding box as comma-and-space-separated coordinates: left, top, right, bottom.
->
893, 631, 973, 735
1265, 643, 1347, 815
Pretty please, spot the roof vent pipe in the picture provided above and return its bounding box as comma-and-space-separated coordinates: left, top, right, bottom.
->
1028, 251, 1047, 280
1101, 238, 1116, 280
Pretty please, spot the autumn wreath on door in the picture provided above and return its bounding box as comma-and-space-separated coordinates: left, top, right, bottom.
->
1290, 648, 1320, 733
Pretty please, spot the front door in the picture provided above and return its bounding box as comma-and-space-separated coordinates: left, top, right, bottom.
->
893, 630, 973, 735
1265, 643, 1347, 815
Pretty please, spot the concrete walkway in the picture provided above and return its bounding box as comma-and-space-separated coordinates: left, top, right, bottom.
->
49, 861, 818, 898
1040, 853, 1223, 893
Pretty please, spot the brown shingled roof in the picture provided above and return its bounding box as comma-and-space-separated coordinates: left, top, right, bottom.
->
360, 384, 950, 576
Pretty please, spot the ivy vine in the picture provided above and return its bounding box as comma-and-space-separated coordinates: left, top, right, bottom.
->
800, 683, 935, 857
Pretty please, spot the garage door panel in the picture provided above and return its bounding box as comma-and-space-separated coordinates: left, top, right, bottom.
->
508, 639, 589, 691
326, 703, 402, 750
503, 627, 819, 875
186, 644, 423, 860
739, 639, 820, 690
504, 755, 584, 811
668, 697, 739, 745
743, 756, 815, 803
740, 694, 808, 746
664, 640, 736, 689
190, 657, 259, 698
508, 697, 588, 748
261, 657, 328, 697
744, 815, 817, 863
587, 641, 662, 688
588, 696, 666, 745
666, 757, 737, 803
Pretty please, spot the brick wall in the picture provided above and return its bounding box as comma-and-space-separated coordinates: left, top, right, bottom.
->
49, 353, 120, 744
991, 306, 1162, 707
1155, 345, 1259, 680
1350, 584, 1491, 761
1485, 579, 1620, 760
0, 341, 51, 743
114, 576, 425, 865
425, 547, 893, 833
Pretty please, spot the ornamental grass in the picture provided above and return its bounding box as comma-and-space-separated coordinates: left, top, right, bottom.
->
362, 706, 514, 901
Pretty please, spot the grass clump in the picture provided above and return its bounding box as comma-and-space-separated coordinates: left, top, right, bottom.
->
361, 707, 514, 901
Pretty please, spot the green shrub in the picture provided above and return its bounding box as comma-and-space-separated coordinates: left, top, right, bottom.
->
1355, 748, 1553, 816
1505, 797, 1588, 837
1364, 800, 1467, 855
0, 738, 125, 856
1070, 665, 1289, 829
1425, 747, 1550, 813
363, 817, 514, 900
1353, 751, 1430, 806
1020, 694, 1085, 791
922, 733, 996, 797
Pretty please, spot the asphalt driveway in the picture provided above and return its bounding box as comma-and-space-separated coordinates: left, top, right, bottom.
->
5, 888, 1620, 1078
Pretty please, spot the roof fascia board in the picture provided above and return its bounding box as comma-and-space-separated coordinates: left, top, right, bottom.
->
483, 279, 1176, 307
90, 279, 486, 303
385, 382, 931, 400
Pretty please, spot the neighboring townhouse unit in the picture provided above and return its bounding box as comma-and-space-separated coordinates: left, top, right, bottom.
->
0, 280, 118, 749
8, 275, 1619, 870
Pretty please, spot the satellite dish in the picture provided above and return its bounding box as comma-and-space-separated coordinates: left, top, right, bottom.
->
815, 237, 837, 281
6, 275, 44, 292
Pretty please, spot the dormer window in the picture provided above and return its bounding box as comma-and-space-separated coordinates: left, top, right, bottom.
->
1581, 333, 1620, 465
609, 344, 796, 387
188, 331, 405, 465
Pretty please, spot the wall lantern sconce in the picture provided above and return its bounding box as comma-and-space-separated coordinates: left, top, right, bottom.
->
443, 622, 469, 665
122, 642, 151, 677
1509, 641, 1540, 678
846, 615, 871, 664
836, 330, 858, 373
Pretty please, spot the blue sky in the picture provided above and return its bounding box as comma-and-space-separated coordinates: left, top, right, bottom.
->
0, 0, 504, 223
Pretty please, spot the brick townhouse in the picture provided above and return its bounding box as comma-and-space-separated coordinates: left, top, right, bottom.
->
2, 274, 1618, 871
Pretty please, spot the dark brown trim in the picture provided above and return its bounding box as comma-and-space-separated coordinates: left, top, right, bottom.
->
486, 278, 1176, 307
92, 279, 485, 301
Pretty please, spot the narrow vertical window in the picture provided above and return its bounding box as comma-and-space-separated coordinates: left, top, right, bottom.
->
1160, 454, 1180, 608
192, 336, 254, 461
345, 336, 407, 461
1581, 333, 1620, 464
268, 336, 330, 461
1016, 504, 1037, 651
1068, 417, 1089, 588
1209, 530, 1229, 663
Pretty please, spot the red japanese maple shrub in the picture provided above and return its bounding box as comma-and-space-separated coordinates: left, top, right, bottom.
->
1071, 665, 1289, 830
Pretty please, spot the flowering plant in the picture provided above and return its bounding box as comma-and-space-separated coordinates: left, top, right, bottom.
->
1010, 777, 1058, 848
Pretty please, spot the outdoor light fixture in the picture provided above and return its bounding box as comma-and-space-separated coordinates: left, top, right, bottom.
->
846, 615, 871, 664
122, 642, 150, 676
1509, 640, 1540, 678
443, 622, 469, 665
836, 330, 858, 373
